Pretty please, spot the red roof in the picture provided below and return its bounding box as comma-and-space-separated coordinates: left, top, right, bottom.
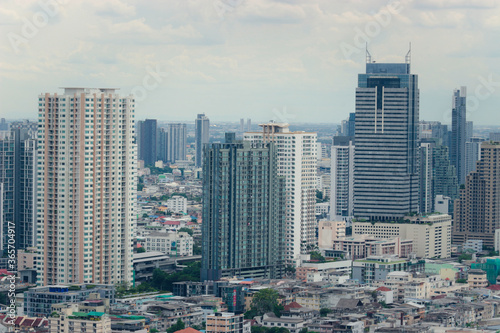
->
376, 286, 392, 292
21, 319, 34, 327
162, 221, 181, 225
14, 317, 23, 325
487, 285, 500, 291
33, 318, 43, 327
0, 269, 13, 276
284, 302, 302, 311
175, 328, 203, 333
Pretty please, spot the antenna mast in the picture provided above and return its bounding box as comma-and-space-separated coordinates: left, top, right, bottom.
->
405, 42, 411, 68
366, 43, 372, 63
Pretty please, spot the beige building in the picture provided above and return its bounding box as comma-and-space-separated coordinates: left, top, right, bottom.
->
49, 304, 110, 333
453, 142, 500, 247
468, 269, 488, 289
36, 88, 136, 285
206, 312, 244, 333
382, 271, 446, 301
318, 220, 346, 248
332, 235, 413, 259
353, 214, 452, 259
17, 247, 37, 270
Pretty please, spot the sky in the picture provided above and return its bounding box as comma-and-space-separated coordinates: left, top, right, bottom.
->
1, 0, 500, 125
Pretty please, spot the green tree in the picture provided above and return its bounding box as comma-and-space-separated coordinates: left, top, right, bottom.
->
244, 289, 283, 319
136, 247, 146, 253
456, 278, 467, 284
150, 261, 201, 291
178, 227, 194, 236
320, 308, 332, 317
458, 253, 472, 263
150, 329, 159, 333
167, 319, 185, 333
142, 213, 149, 218
309, 251, 326, 262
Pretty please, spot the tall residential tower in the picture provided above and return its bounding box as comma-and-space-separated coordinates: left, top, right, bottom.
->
244, 123, 317, 265
450, 87, 467, 185
201, 134, 286, 280
36, 88, 136, 285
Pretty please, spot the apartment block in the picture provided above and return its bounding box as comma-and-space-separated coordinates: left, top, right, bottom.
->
318, 220, 346, 248
206, 312, 244, 333
244, 123, 317, 265
166, 195, 188, 213
144, 231, 193, 256
49, 304, 110, 333
333, 235, 413, 260
36, 88, 136, 285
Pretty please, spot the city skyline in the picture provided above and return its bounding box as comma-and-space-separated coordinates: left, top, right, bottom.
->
2, 1, 500, 124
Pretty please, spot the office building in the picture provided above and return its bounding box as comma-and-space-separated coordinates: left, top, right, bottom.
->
353, 59, 419, 220
333, 235, 413, 260
419, 121, 448, 145
137, 119, 157, 166
244, 123, 317, 265
36, 88, 136, 285
352, 256, 422, 284
201, 134, 286, 280
330, 136, 354, 220
195, 113, 210, 167
353, 213, 452, 259
490, 133, 500, 142
450, 87, 467, 184
166, 123, 187, 163
0, 118, 7, 131
453, 142, 500, 247
246, 118, 251, 132
0, 128, 36, 251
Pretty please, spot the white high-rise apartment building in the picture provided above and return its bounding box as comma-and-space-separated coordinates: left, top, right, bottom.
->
36, 88, 136, 286
244, 122, 317, 265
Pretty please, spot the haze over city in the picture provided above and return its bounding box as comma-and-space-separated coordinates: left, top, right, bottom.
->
2, 0, 500, 123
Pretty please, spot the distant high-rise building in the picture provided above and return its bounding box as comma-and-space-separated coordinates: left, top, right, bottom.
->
341, 113, 355, 137
244, 123, 317, 265
137, 119, 157, 166
353, 59, 419, 220
450, 87, 467, 184
0, 128, 37, 252
453, 142, 500, 247
195, 114, 210, 167
36, 88, 136, 285
0, 118, 8, 131
246, 118, 251, 132
432, 145, 459, 215
166, 123, 187, 163
201, 134, 286, 280
419, 121, 448, 146
330, 136, 354, 220
157, 127, 168, 162
466, 121, 473, 142
240, 118, 245, 132
420, 142, 433, 214
490, 133, 500, 142
465, 137, 483, 178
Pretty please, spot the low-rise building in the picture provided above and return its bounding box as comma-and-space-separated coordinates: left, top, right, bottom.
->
468, 269, 488, 289
318, 220, 346, 248
206, 312, 245, 333
352, 256, 424, 284
353, 213, 452, 259
261, 313, 305, 333
49, 304, 111, 333
333, 235, 413, 260
166, 195, 188, 213
144, 231, 193, 256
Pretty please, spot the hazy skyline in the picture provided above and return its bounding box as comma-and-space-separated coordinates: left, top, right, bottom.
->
2, 0, 500, 125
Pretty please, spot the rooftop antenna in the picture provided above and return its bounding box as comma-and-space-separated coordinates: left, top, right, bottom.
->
405, 42, 411, 67
366, 43, 372, 63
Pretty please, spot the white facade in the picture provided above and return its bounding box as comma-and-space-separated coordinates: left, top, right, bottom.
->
144, 231, 193, 256
495, 229, 500, 252
318, 220, 346, 248
244, 123, 317, 265
315, 203, 329, 216
434, 195, 450, 215
36, 88, 136, 285
330, 139, 354, 221
462, 239, 483, 253
166, 195, 188, 213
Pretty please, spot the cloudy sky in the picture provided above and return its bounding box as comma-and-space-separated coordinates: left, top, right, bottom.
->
1, 0, 500, 125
